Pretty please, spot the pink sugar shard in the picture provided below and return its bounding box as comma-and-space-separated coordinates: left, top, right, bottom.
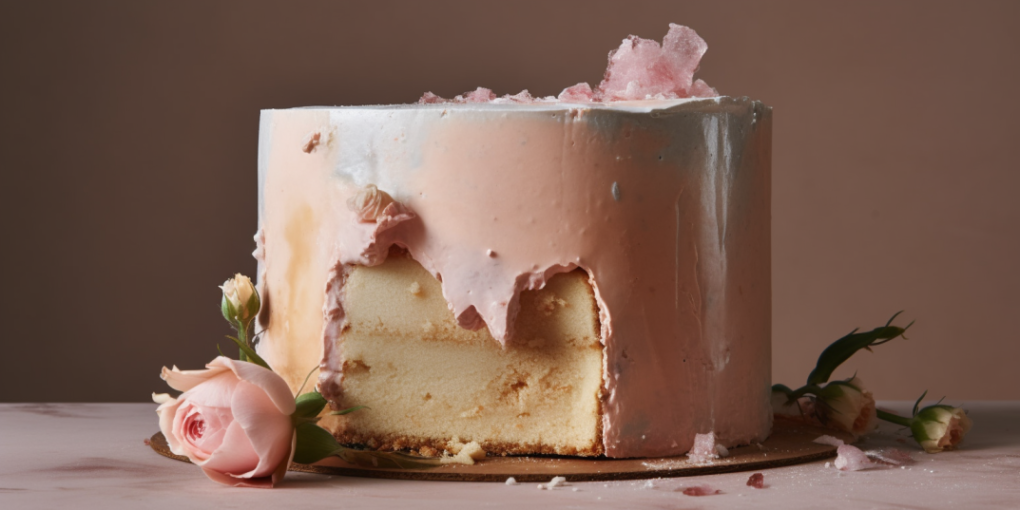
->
687, 432, 718, 464
746, 472, 765, 489
558, 82, 595, 102
834, 444, 874, 471
506, 90, 535, 103
682, 484, 721, 496
690, 79, 719, 98
455, 87, 497, 103
419, 91, 446, 104
597, 23, 711, 101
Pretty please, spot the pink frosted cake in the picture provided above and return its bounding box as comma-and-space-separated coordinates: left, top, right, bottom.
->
254, 24, 771, 459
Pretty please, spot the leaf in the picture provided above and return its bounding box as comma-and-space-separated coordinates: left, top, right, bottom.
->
293, 391, 328, 422
292, 422, 342, 465
806, 312, 913, 385
331, 405, 369, 416
912, 390, 929, 417
336, 448, 443, 470
225, 335, 270, 370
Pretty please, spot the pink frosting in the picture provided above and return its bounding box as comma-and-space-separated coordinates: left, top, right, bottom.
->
257, 97, 771, 458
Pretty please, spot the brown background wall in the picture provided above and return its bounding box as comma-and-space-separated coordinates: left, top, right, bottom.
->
1, 0, 1017, 402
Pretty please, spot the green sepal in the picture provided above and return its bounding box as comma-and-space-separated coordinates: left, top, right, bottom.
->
293, 391, 328, 423
292, 422, 343, 465
332, 405, 369, 416
336, 447, 443, 470
806, 312, 913, 385
225, 335, 270, 370
912, 390, 929, 417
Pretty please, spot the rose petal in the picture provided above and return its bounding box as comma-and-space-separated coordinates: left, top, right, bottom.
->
198, 420, 261, 475
228, 379, 295, 479
865, 448, 913, 465
209, 357, 296, 415
161, 363, 231, 392
155, 396, 183, 454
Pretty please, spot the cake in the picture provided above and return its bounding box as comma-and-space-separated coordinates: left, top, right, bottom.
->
254, 24, 772, 459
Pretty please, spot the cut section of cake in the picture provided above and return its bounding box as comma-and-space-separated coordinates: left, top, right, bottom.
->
321, 250, 603, 456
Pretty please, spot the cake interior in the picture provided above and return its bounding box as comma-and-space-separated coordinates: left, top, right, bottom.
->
321, 252, 604, 456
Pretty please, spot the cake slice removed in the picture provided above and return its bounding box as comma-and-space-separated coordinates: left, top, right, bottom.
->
321, 252, 604, 456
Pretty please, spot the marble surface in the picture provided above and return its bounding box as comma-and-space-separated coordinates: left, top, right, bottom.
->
1, 402, 1018, 509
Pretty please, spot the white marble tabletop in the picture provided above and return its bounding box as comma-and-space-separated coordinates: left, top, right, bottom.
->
1, 402, 1018, 509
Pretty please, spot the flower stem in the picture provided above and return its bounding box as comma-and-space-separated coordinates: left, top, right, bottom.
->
236, 322, 248, 362
877, 409, 913, 427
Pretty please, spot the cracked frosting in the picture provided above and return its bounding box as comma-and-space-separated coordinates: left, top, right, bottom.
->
256, 97, 772, 458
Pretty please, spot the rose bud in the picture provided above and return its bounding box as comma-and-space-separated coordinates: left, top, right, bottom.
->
220, 274, 259, 326
815, 376, 878, 436
911, 405, 973, 453
153, 356, 296, 487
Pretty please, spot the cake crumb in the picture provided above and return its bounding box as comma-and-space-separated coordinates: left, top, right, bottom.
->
642, 479, 656, 489
505, 477, 518, 485
422, 321, 434, 334
408, 281, 422, 295
537, 476, 567, 490
440, 439, 486, 465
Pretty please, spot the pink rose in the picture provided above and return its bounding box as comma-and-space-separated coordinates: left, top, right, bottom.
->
153, 357, 296, 487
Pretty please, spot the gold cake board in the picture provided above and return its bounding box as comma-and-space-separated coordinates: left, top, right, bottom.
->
149, 420, 849, 482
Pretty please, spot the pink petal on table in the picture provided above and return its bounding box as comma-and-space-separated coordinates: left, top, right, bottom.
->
834, 444, 874, 471
682, 484, 721, 496
865, 448, 913, 466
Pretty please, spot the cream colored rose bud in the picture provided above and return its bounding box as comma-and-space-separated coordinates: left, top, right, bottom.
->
912, 405, 973, 453
817, 376, 878, 436
220, 274, 259, 325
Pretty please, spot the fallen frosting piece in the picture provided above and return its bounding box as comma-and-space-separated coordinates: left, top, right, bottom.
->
834, 444, 874, 471
682, 484, 721, 496
686, 432, 720, 463
440, 439, 486, 465
813, 435, 846, 447
537, 476, 567, 490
